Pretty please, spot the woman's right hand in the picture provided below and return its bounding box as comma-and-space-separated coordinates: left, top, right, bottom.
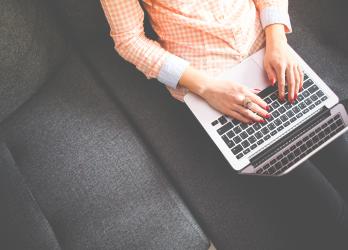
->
200, 78, 270, 123
179, 66, 270, 124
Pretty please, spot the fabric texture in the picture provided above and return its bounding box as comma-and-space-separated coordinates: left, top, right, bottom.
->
100, 0, 291, 101
0, 53, 209, 250
0, 0, 69, 123
0, 143, 61, 250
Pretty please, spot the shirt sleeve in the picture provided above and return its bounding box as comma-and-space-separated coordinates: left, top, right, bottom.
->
253, 0, 292, 33
100, 0, 189, 88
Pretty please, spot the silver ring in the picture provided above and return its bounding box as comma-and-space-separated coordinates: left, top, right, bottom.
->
243, 96, 253, 109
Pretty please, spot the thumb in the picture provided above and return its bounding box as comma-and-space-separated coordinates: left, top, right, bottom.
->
265, 64, 277, 86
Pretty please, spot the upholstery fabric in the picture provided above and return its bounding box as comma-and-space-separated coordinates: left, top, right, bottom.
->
0, 54, 208, 250
0, 143, 61, 250
0, 0, 69, 123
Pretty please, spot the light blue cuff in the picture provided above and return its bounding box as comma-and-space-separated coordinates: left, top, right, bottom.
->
260, 7, 292, 33
157, 54, 190, 89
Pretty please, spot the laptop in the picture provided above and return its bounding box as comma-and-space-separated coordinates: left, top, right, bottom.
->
184, 47, 348, 176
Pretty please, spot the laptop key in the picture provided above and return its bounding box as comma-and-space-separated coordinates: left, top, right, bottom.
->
222, 135, 235, 148
218, 116, 228, 125
270, 130, 277, 136
279, 107, 286, 114
304, 99, 312, 105
290, 117, 296, 123
257, 139, 264, 145
217, 122, 233, 135
277, 125, 284, 131
240, 123, 248, 130
265, 97, 272, 104
264, 134, 271, 141
261, 127, 269, 135
248, 135, 257, 144
310, 94, 318, 101
227, 130, 235, 138
292, 106, 300, 113
272, 101, 280, 109
308, 85, 319, 94
233, 126, 242, 134
284, 121, 290, 127
255, 131, 263, 139
240, 131, 248, 139
286, 110, 295, 118
253, 123, 261, 130
316, 90, 324, 97
246, 127, 255, 135
243, 148, 251, 154
211, 120, 219, 126
236, 153, 243, 159
315, 100, 321, 106
267, 123, 276, 131
250, 144, 257, 150
274, 118, 282, 126
232, 145, 243, 155
280, 115, 288, 122
272, 110, 280, 118
233, 135, 242, 144
241, 140, 250, 148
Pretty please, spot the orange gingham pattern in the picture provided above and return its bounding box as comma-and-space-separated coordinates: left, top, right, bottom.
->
100, 0, 289, 101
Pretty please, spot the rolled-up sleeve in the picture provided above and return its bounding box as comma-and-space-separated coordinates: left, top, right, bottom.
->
253, 0, 292, 33
100, 0, 189, 88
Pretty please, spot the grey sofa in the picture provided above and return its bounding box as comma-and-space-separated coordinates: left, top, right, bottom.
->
0, 0, 347, 249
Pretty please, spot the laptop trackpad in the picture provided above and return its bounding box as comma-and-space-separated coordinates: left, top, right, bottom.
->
217, 56, 270, 91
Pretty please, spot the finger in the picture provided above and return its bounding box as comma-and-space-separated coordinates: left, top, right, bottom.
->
276, 65, 286, 101
248, 101, 270, 119
226, 109, 252, 124
293, 65, 301, 99
265, 64, 277, 86
286, 65, 295, 103
298, 65, 304, 91
233, 104, 265, 123
247, 91, 269, 111
251, 88, 262, 94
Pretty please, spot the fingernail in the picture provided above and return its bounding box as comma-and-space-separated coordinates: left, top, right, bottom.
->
259, 119, 265, 123
294, 93, 298, 99
266, 105, 270, 110
265, 114, 271, 119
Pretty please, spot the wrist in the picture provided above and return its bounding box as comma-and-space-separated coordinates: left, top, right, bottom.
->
265, 24, 287, 48
178, 66, 211, 97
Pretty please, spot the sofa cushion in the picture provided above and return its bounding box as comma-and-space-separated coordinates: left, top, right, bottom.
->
0, 0, 69, 123
0, 52, 209, 250
0, 143, 61, 250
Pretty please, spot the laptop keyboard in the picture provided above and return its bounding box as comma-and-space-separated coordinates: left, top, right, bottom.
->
256, 114, 345, 175
211, 73, 328, 160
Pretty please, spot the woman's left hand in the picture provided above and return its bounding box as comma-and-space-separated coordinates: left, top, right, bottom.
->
263, 24, 303, 103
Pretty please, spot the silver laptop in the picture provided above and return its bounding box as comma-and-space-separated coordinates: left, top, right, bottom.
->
184, 47, 348, 176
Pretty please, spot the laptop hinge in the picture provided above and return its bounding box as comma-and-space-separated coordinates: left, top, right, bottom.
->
250, 106, 331, 167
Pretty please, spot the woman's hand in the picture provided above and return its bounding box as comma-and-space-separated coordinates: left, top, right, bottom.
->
264, 24, 303, 103
178, 66, 270, 123
200, 79, 270, 123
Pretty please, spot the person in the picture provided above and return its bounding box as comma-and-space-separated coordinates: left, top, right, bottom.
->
100, 0, 348, 246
